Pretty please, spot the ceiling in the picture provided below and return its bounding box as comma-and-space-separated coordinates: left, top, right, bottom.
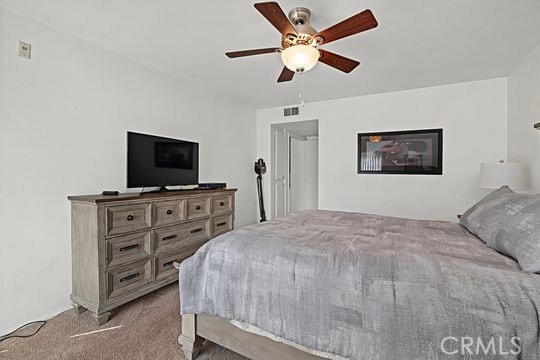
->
2, 0, 540, 108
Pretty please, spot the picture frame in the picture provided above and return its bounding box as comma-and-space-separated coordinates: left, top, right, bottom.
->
357, 128, 443, 175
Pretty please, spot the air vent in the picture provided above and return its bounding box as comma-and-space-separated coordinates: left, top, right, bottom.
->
283, 107, 299, 117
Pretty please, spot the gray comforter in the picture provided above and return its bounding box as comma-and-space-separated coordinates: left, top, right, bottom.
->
179, 210, 540, 359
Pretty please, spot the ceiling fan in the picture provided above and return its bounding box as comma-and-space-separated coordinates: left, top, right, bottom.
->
226, 2, 378, 83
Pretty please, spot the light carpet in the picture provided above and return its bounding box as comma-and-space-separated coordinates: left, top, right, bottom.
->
0, 283, 246, 359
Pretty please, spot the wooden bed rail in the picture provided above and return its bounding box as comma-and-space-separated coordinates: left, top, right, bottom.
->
179, 314, 325, 360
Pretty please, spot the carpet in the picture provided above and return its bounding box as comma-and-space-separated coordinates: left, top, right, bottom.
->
0, 283, 246, 360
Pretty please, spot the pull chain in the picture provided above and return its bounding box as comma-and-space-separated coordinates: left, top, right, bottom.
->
298, 71, 305, 107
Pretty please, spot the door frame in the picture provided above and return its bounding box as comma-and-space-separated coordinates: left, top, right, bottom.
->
269, 120, 319, 219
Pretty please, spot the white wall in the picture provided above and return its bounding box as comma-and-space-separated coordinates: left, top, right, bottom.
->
257, 78, 508, 221
0, 8, 257, 335
508, 44, 540, 191
0, 4, 6, 340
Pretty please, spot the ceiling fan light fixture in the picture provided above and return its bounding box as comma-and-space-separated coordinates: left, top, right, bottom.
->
226, 3, 378, 82
280, 45, 319, 73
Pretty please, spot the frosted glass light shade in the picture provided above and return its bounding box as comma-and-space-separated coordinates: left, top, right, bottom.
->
479, 162, 528, 190
280, 45, 319, 73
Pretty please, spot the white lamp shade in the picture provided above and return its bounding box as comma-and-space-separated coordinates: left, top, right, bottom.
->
280, 45, 319, 73
479, 162, 528, 190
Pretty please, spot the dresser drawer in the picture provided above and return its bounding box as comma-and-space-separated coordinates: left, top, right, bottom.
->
212, 214, 233, 235
212, 194, 233, 215
106, 231, 151, 269
154, 243, 203, 282
152, 200, 185, 227
106, 203, 151, 236
153, 219, 210, 254
187, 197, 211, 219
106, 259, 152, 299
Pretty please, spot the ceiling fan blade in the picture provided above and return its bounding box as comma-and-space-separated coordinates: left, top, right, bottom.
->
277, 67, 295, 82
226, 48, 280, 58
254, 2, 297, 36
318, 50, 360, 73
316, 9, 378, 45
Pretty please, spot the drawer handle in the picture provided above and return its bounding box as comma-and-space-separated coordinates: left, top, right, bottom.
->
216, 222, 227, 227
119, 244, 139, 252
166, 209, 173, 215
219, 201, 225, 207
195, 205, 201, 210
163, 260, 176, 267
190, 228, 203, 234
162, 234, 177, 241
126, 215, 134, 221
120, 273, 139, 283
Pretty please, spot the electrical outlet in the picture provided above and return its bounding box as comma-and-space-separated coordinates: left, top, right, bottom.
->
18, 41, 31, 59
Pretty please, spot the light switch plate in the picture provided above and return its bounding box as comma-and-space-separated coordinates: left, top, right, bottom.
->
18, 41, 31, 59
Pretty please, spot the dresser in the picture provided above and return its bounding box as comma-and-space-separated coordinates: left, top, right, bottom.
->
68, 189, 236, 325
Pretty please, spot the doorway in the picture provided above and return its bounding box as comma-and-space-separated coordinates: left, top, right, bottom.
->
271, 120, 319, 218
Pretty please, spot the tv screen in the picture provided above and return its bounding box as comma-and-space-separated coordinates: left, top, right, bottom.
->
127, 132, 199, 188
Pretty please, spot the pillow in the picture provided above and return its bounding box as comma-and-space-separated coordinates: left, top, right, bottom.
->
494, 199, 540, 273
460, 186, 537, 246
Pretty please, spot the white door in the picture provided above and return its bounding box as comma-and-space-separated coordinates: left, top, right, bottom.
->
304, 137, 318, 209
289, 137, 305, 212
272, 128, 287, 217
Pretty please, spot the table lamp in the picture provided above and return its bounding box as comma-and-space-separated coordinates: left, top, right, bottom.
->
479, 161, 528, 190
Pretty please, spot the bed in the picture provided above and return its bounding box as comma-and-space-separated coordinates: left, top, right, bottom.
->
178, 209, 540, 360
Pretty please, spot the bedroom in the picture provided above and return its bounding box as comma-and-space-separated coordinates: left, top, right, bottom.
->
0, 0, 539, 359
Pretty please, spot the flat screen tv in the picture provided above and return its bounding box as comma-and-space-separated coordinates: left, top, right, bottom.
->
127, 132, 199, 190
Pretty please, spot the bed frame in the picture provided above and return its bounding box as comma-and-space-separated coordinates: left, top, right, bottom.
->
179, 314, 326, 360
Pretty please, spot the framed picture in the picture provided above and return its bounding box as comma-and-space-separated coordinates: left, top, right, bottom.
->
357, 128, 443, 175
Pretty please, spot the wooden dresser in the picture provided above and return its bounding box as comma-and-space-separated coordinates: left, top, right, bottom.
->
68, 189, 236, 325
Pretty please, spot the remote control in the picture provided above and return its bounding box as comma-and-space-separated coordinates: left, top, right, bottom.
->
102, 190, 119, 196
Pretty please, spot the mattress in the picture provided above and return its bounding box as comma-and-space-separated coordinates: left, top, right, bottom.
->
179, 210, 540, 359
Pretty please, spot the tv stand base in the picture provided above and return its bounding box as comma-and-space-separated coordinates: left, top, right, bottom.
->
141, 186, 170, 194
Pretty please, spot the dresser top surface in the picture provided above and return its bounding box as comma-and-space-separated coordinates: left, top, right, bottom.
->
68, 188, 237, 204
